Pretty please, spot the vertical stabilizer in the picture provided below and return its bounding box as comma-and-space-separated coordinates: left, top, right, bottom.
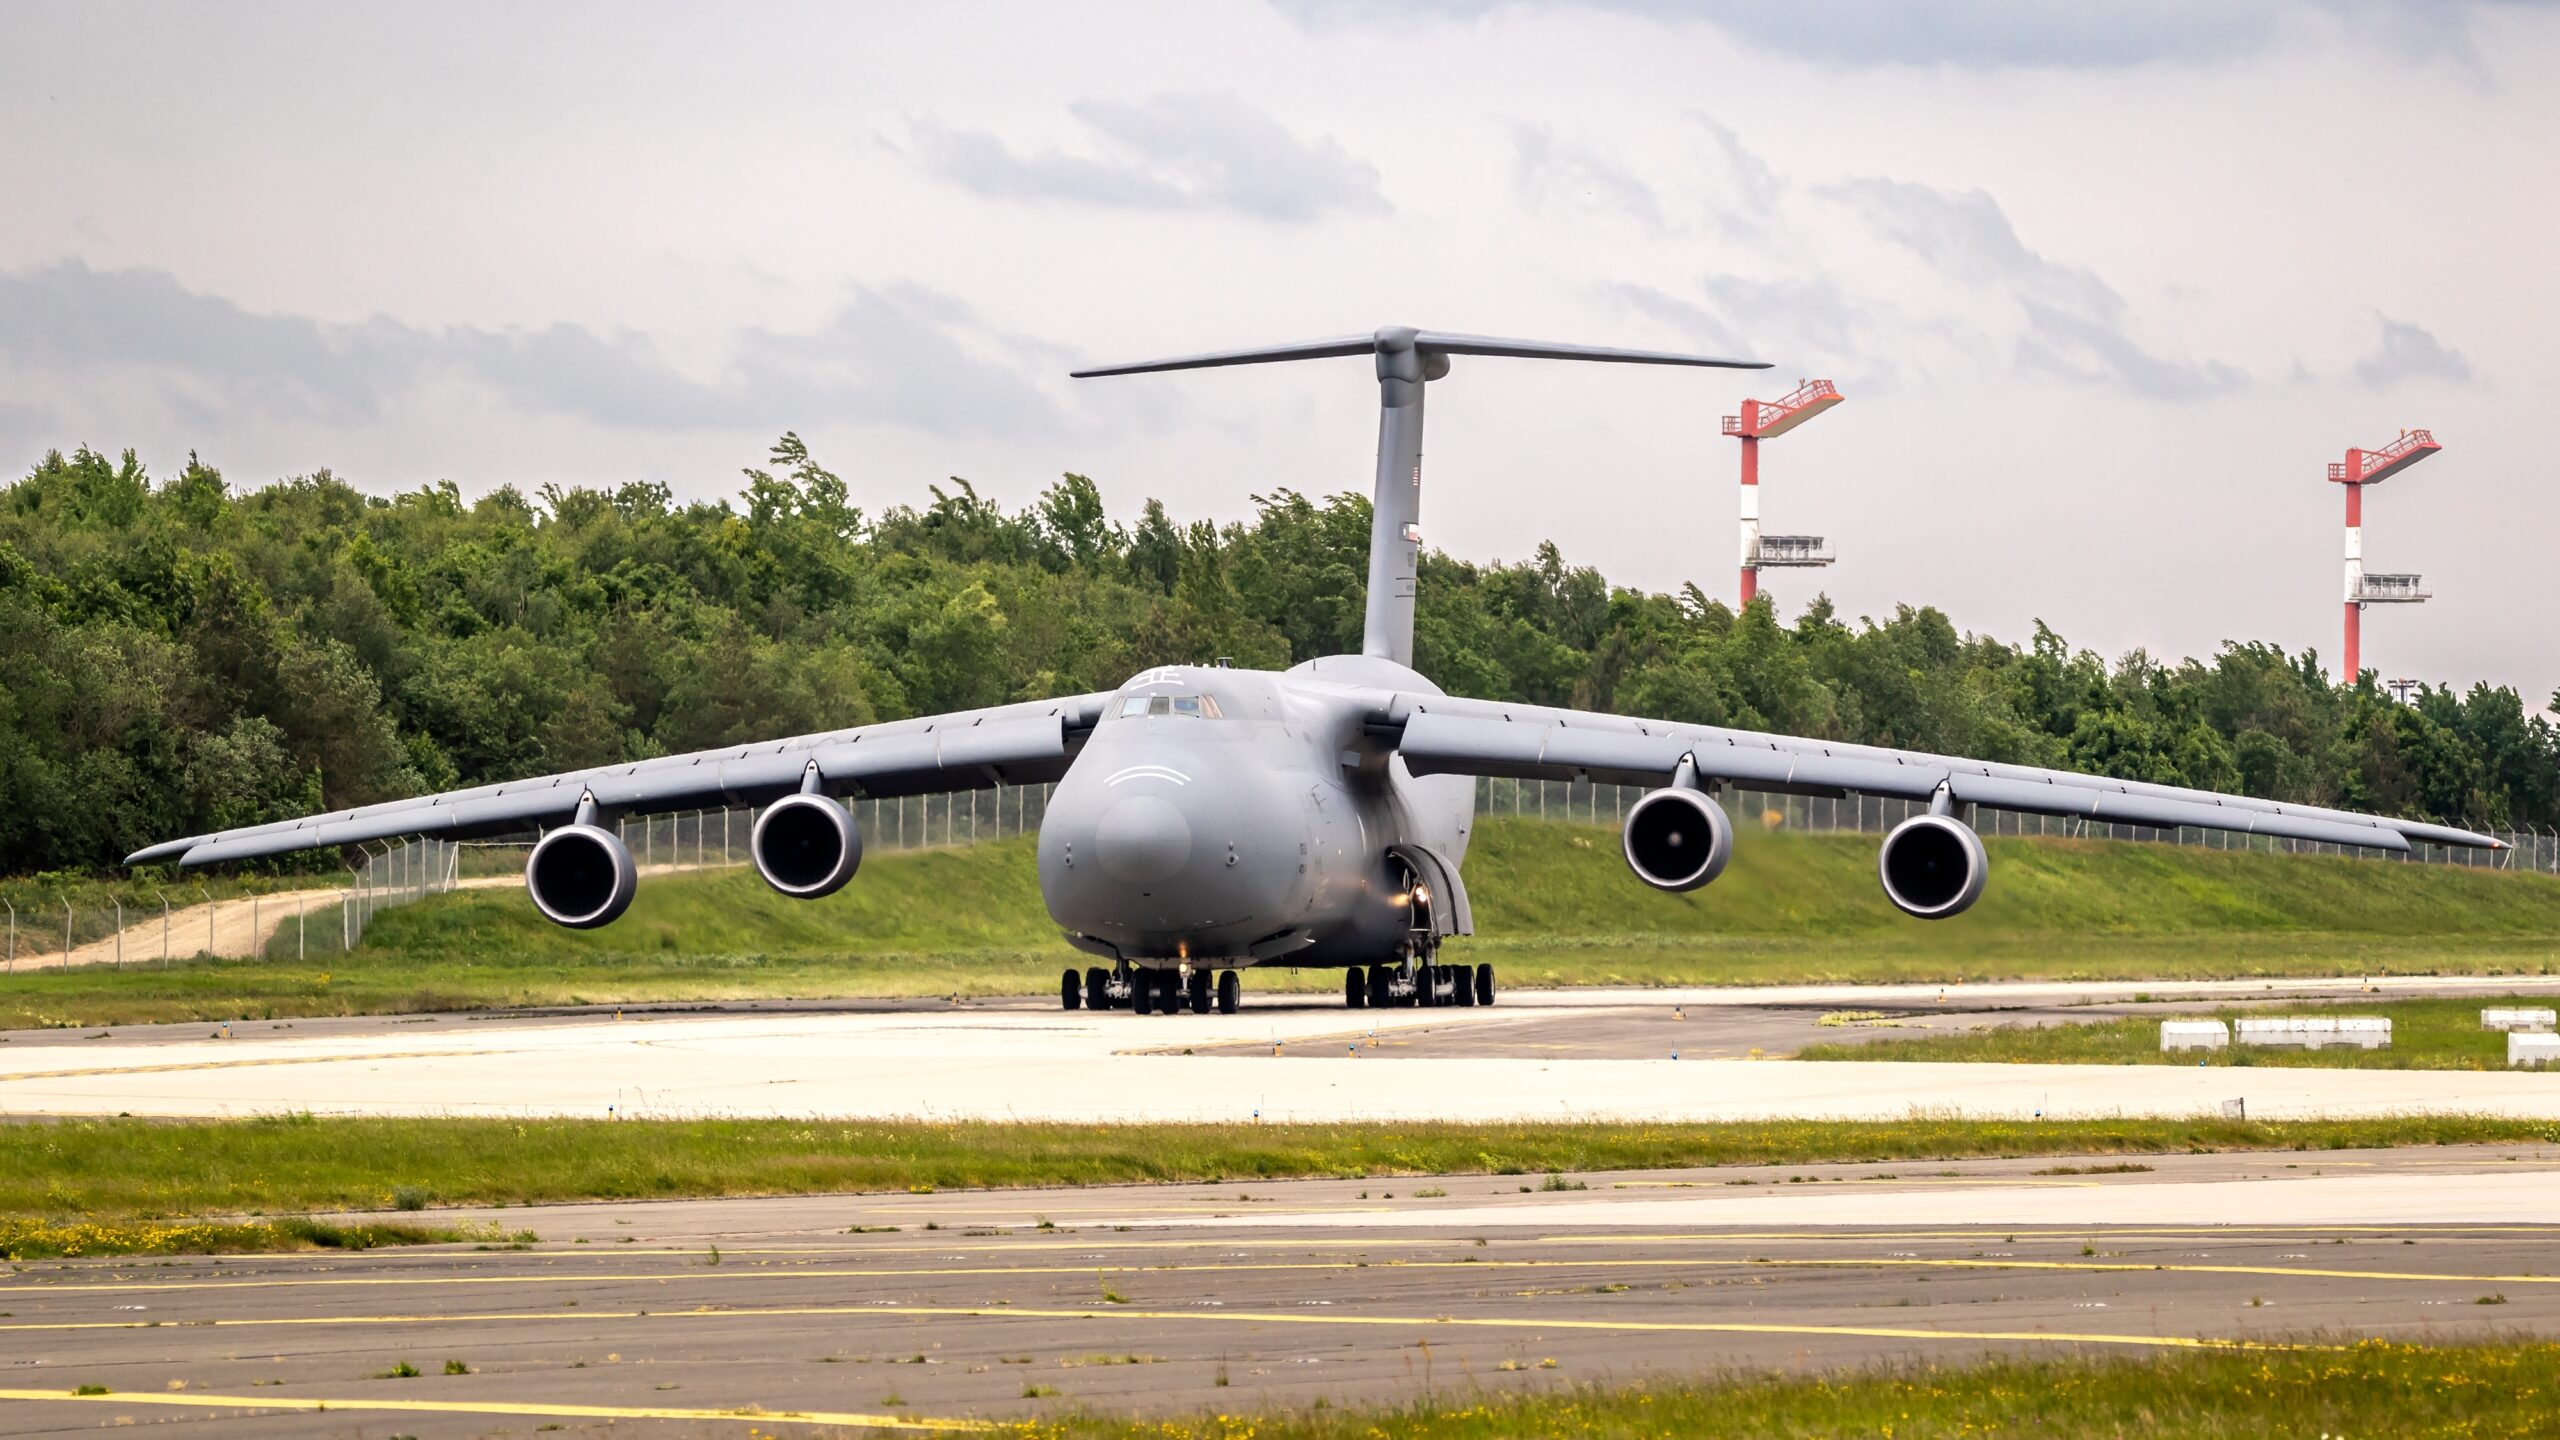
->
1074, 327, 1766, 668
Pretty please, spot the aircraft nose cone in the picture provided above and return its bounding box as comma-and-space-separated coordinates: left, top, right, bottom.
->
1095, 795, 1193, 884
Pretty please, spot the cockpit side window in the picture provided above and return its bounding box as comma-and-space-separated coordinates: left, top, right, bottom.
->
1116, 694, 1224, 719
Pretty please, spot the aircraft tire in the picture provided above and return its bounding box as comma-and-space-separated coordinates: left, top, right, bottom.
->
1132, 972, 1155, 1015
1060, 968, 1081, 1011
1455, 967, 1476, 1006
1345, 967, 1366, 1008
1187, 969, 1212, 1014
1412, 963, 1433, 1008
1086, 967, 1110, 1011
1476, 963, 1495, 1006
1368, 964, 1392, 1009
1218, 969, 1240, 1015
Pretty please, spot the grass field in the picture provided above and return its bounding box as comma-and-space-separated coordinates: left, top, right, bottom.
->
4, 1113, 2553, 1223
1005, 1342, 2560, 1440
5, 821, 2556, 1029
0, 1215, 523, 1260
1801, 994, 2557, 1070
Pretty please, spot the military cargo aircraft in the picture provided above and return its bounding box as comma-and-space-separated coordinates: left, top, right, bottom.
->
127, 327, 2503, 1015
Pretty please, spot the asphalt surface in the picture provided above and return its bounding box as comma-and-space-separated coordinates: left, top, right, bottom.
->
6, 1147, 2560, 1437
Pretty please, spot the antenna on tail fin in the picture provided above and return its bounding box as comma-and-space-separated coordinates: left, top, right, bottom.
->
1073, 326, 1767, 669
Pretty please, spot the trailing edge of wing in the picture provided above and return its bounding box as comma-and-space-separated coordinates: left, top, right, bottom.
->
1390, 710, 2498, 854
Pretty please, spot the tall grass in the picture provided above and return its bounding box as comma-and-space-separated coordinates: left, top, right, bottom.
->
1010, 1342, 2560, 1440
3, 1113, 2550, 1220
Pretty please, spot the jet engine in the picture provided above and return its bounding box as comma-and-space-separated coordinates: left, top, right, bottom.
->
1877, 812, 1987, 919
1620, 785, 1733, 892
524, 822, 639, 929
751, 792, 863, 899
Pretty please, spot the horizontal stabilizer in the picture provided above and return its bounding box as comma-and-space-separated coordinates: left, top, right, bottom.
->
1409, 331, 1765, 369
1072, 326, 1765, 378
1071, 335, 1378, 378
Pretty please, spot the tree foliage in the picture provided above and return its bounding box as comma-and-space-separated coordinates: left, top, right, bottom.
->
1, 438, 2551, 874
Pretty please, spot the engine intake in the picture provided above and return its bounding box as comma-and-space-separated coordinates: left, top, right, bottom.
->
752, 792, 863, 899
524, 823, 638, 929
1621, 785, 1733, 892
1878, 813, 1987, 919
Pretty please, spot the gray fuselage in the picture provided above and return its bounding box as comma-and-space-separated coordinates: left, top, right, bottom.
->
1036, 655, 1473, 969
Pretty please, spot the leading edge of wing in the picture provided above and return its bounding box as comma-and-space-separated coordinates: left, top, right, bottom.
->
127, 693, 1112, 869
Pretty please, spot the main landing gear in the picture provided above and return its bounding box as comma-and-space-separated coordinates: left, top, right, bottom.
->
1064, 963, 1239, 1015
1350, 959, 1496, 1009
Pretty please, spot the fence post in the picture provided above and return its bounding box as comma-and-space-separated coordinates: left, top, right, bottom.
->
297, 891, 306, 961
156, 891, 169, 965
4, 900, 12, 973
62, 898, 72, 963
113, 898, 123, 970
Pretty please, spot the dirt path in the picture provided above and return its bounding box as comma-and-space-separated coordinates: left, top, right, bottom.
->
4, 878, 519, 973
6, 863, 733, 974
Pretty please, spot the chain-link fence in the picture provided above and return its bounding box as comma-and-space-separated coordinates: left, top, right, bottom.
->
1473, 776, 2559, 875
292, 778, 2560, 957
13, 775, 2551, 970
0, 867, 443, 973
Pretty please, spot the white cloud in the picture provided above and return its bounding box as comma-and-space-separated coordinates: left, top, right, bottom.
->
2353, 315, 2476, 387
0, 261, 1076, 440
909, 94, 1389, 223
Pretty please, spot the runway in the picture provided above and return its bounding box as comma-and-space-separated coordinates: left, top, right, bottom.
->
5, 977, 2560, 1123
5, 1147, 2558, 1435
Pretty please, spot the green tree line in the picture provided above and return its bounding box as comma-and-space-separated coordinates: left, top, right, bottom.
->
2, 436, 2552, 876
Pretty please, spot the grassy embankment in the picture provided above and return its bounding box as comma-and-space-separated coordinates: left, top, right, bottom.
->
1804, 994, 2558, 1070
1008, 1342, 2560, 1440
4, 820, 2556, 1028
5, 1113, 2553, 1226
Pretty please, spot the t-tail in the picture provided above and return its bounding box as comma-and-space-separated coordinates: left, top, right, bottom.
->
1073, 327, 1767, 668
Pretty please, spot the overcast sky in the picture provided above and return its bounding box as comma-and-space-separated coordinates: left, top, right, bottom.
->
2, 0, 2551, 704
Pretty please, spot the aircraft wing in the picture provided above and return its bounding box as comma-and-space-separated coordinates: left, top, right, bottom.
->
1381, 692, 2503, 854
126, 692, 1114, 869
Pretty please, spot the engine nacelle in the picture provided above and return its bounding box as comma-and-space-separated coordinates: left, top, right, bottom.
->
752, 792, 863, 899
1877, 813, 1988, 919
524, 823, 638, 929
1620, 785, 1733, 892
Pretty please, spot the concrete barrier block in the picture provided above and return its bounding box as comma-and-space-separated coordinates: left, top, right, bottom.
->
2160, 1020, 2228, 1052
2511, 1033, 2560, 1068
2234, 1016, 2390, 1050
2482, 1008, 2557, 1032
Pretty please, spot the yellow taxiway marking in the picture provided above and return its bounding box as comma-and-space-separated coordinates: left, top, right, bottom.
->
14, 1251, 2543, 1299
0, 1386, 978, 1431
0, 1301, 2298, 1352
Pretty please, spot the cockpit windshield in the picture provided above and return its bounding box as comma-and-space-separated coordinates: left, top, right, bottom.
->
1117, 694, 1223, 719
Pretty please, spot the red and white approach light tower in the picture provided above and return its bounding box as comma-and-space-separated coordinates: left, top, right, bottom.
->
1723, 378, 1843, 607
2328, 428, 2440, 683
